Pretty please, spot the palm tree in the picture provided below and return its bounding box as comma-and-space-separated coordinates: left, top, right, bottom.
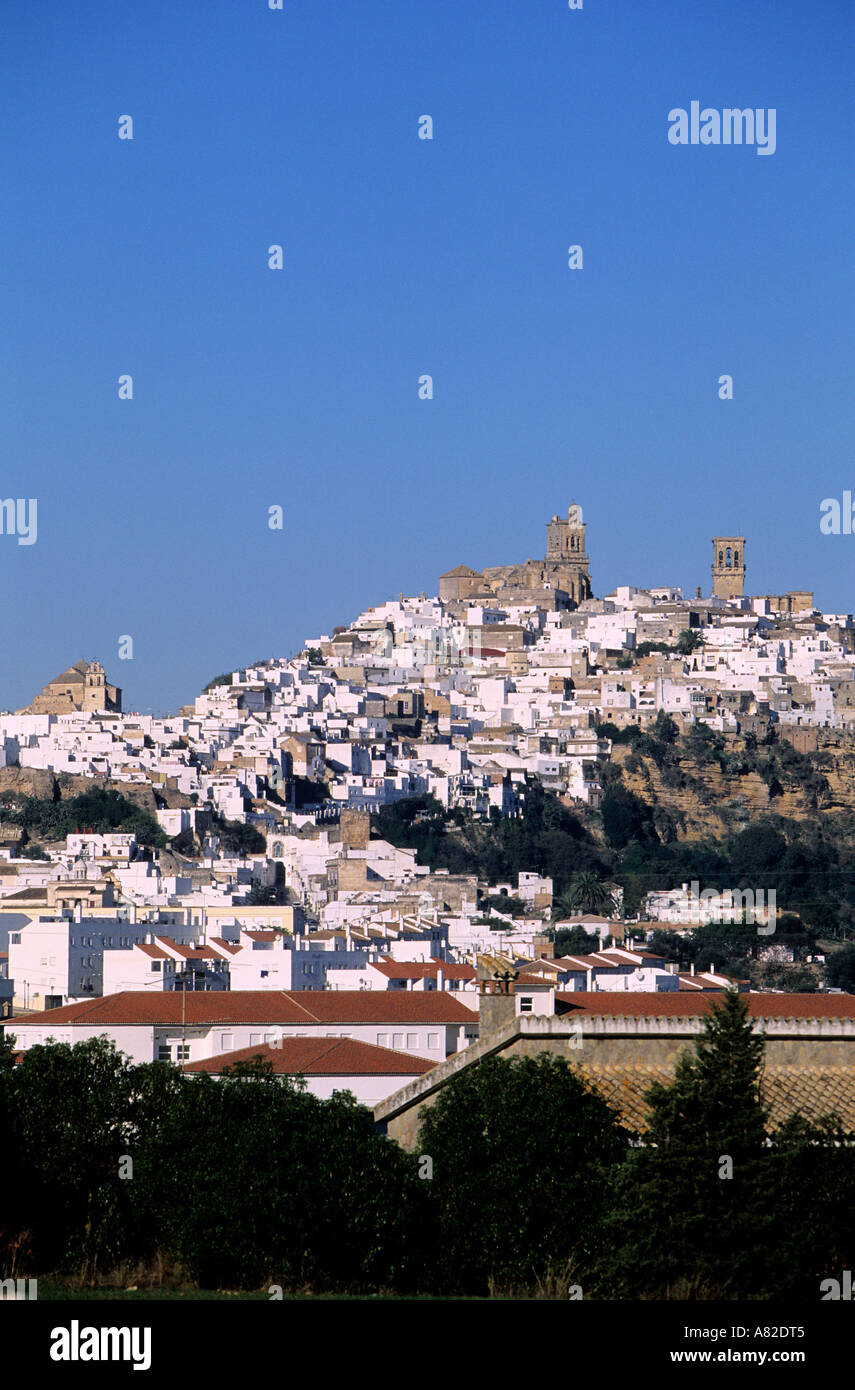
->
556, 871, 618, 919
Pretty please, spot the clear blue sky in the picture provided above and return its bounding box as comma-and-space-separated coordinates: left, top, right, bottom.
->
2, 0, 853, 713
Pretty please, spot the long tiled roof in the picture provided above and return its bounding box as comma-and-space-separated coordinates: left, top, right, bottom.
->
555, 992, 855, 1019
185, 1038, 436, 1077
11, 990, 478, 1027
573, 1063, 855, 1133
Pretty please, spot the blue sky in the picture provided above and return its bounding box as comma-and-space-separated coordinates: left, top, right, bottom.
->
2, 0, 853, 713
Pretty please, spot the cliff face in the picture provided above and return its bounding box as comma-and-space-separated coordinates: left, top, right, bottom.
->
0, 767, 194, 813
608, 734, 855, 842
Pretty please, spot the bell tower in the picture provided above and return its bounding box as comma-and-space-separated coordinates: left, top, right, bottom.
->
712, 536, 746, 599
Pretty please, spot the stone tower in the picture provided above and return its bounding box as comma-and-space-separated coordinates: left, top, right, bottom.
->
547, 503, 587, 564
545, 503, 592, 604
712, 536, 746, 599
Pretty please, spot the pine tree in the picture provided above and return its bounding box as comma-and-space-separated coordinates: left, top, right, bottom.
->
644, 988, 769, 1158
592, 991, 774, 1298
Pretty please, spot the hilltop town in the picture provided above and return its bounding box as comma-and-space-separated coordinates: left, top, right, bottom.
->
2, 506, 855, 1133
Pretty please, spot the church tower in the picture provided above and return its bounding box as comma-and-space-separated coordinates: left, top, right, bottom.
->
545, 503, 592, 605
712, 536, 746, 599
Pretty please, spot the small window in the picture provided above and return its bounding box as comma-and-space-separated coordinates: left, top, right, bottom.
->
392, 1033, 404, 1049
151, 961, 162, 972
519, 997, 533, 1013
427, 1033, 439, 1048
406, 1033, 418, 1048
157, 1045, 172, 1061
377, 1032, 389, 1047
176, 1045, 191, 1061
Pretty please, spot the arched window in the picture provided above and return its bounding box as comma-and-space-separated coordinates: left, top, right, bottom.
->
718, 551, 724, 567
726, 547, 733, 567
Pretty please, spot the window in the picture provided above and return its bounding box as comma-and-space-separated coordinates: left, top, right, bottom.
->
519, 997, 533, 1013
427, 1033, 439, 1048
260, 970, 269, 979
151, 961, 162, 972
176, 1045, 190, 1061
221, 1033, 233, 1051
377, 1032, 389, 1048
406, 1033, 418, 1048
392, 1033, 404, 1049
157, 1045, 171, 1061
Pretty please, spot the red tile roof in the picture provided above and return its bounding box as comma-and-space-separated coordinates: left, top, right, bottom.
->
185, 1037, 436, 1078
11, 990, 478, 1027
371, 960, 475, 980
555, 991, 855, 1019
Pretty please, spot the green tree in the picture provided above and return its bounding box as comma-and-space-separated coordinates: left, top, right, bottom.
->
651, 710, 680, 742
600, 786, 658, 851
556, 871, 617, 918
675, 629, 704, 655
203, 673, 234, 692
825, 944, 855, 992
551, 925, 601, 956
644, 991, 768, 1155
594, 992, 773, 1299
416, 1053, 628, 1295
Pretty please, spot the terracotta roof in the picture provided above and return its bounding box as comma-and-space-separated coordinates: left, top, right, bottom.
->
156, 940, 220, 960
11, 990, 478, 1027
185, 1038, 436, 1078
555, 992, 855, 1019
371, 960, 475, 980
210, 937, 241, 955
440, 564, 481, 579
572, 1063, 855, 1133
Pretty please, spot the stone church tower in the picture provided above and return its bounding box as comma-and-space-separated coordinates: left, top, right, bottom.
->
712, 536, 746, 599
544, 504, 592, 605
20, 659, 122, 715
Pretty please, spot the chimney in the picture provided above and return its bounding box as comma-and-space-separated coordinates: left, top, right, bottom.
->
437, 967, 444, 991
691, 961, 695, 976
477, 962, 519, 1035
